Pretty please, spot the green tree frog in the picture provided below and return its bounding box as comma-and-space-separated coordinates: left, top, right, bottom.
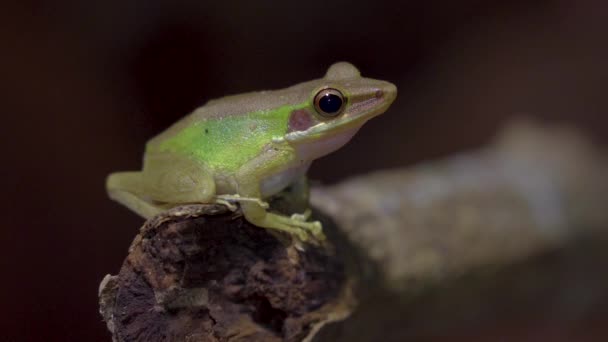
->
107, 62, 397, 241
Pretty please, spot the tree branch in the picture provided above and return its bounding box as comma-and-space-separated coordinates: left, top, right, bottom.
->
100, 119, 608, 341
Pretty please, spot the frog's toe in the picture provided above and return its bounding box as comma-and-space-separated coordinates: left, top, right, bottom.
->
295, 220, 324, 241
216, 199, 238, 211
290, 209, 312, 222
288, 227, 308, 242
308, 221, 325, 240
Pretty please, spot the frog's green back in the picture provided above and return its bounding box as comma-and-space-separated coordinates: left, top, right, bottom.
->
146, 100, 307, 172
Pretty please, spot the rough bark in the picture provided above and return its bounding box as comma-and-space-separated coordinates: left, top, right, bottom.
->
99, 204, 354, 341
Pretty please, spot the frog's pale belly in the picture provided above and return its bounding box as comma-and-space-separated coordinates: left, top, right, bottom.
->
260, 162, 311, 197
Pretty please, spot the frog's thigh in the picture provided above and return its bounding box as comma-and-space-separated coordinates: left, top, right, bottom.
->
142, 153, 216, 203
107, 171, 167, 219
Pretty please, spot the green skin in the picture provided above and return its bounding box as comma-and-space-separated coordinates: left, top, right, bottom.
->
107, 62, 397, 241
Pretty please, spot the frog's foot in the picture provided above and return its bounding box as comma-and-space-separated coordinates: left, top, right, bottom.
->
215, 194, 269, 210
240, 203, 325, 242
271, 214, 325, 242
290, 209, 312, 222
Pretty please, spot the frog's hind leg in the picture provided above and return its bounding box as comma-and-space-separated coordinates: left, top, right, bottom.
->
106, 172, 167, 219
141, 153, 216, 204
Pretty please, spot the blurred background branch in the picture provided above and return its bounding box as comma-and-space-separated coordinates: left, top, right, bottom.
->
312, 119, 608, 341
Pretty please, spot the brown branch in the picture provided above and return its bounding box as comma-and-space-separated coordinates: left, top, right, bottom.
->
99, 119, 608, 341
99, 204, 354, 342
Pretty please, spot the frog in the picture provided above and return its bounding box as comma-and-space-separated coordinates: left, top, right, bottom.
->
106, 62, 397, 242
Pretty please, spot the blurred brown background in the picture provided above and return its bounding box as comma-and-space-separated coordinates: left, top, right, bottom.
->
1, 0, 607, 341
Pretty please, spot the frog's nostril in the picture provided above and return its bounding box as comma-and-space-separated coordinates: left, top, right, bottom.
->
375, 90, 384, 99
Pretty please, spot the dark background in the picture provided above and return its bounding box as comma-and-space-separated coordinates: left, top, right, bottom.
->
1, 1, 607, 341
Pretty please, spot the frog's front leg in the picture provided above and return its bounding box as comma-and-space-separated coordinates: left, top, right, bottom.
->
235, 146, 325, 242
279, 175, 311, 218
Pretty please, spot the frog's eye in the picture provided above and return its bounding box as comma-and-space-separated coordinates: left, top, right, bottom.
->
314, 88, 345, 118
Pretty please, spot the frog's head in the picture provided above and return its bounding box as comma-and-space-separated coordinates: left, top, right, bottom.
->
283, 62, 397, 160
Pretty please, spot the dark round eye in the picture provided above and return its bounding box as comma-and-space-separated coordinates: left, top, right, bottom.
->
314, 88, 345, 118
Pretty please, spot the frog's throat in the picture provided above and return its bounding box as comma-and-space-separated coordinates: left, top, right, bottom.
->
291, 125, 361, 161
